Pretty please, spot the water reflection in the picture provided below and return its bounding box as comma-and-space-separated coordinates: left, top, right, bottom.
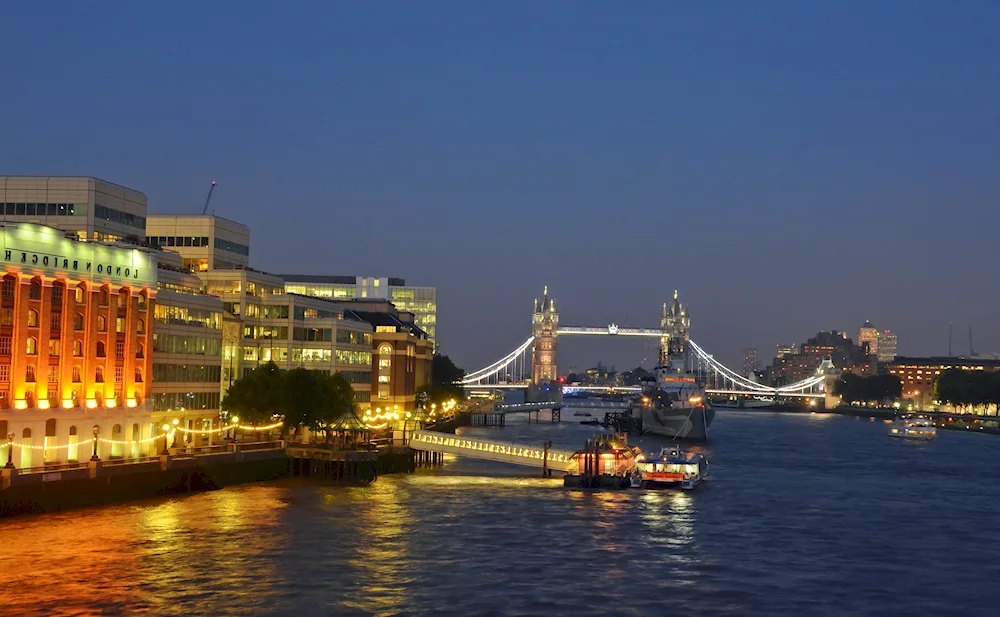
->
1, 412, 998, 616
343, 479, 412, 616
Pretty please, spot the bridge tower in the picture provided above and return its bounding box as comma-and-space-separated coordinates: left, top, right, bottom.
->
660, 290, 691, 367
531, 286, 559, 383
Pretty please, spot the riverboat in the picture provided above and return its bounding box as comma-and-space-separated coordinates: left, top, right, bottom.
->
629, 446, 709, 490
889, 415, 937, 440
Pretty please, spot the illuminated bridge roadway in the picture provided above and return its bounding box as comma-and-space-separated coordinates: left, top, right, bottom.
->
408, 430, 577, 473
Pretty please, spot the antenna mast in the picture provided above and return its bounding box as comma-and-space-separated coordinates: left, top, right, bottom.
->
201, 181, 217, 215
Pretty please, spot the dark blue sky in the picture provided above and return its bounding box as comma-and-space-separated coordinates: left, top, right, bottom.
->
3, 1, 999, 372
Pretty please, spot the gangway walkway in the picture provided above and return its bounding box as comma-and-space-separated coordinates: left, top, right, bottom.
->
408, 430, 578, 472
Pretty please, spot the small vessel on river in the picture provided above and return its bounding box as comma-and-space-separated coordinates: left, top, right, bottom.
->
629, 446, 709, 490
889, 415, 937, 440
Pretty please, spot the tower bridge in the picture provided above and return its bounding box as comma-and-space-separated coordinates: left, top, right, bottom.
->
461, 287, 832, 400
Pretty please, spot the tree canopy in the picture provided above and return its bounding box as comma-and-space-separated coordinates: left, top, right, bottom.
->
934, 369, 1000, 412
221, 361, 287, 424
834, 373, 902, 406
223, 363, 357, 434
419, 353, 465, 406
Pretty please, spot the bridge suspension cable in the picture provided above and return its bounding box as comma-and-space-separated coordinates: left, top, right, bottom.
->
689, 340, 828, 395
460, 336, 535, 386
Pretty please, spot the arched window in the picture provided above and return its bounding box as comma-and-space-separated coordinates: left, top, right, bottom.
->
73, 340, 83, 357
137, 292, 147, 311
29, 278, 41, 300
378, 344, 392, 369
137, 318, 145, 334
26, 364, 36, 382
74, 313, 84, 330
96, 366, 104, 383
111, 424, 123, 458
134, 367, 143, 383
97, 315, 106, 332
75, 284, 86, 304
26, 337, 37, 355
45, 418, 57, 437
96, 341, 106, 357
136, 342, 144, 359
99, 288, 109, 307
27, 309, 39, 327
69, 425, 77, 436
117, 289, 129, 309
72, 366, 81, 382
22, 428, 31, 439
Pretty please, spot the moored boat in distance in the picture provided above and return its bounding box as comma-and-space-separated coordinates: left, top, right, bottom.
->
889, 415, 937, 440
629, 446, 709, 490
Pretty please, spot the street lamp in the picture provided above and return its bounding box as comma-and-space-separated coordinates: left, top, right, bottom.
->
4, 432, 13, 468
160, 423, 171, 455
91, 425, 100, 461
231, 416, 239, 443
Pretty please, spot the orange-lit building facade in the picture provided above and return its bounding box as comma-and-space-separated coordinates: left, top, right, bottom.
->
0, 223, 157, 467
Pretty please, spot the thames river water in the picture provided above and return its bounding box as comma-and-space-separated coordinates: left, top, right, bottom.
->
1, 411, 998, 616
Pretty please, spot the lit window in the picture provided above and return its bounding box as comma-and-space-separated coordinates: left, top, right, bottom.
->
26, 337, 37, 355
116, 317, 125, 334
27, 309, 39, 328
96, 367, 104, 383
73, 340, 83, 357
72, 366, 81, 383
378, 375, 390, 383
97, 316, 107, 332
75, 285, 85, 303
48, 339, 60, 356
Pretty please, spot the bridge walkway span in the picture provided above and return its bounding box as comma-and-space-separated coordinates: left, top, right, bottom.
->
408, 430, 577, 472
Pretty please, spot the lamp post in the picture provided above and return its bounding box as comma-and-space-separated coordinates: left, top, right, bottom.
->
231, 416, 239, 443
4, 432, 13, 468
160, 423, 171, 455
90, 425, 101, 461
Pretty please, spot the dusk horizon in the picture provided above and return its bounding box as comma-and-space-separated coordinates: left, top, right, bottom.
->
3, 1, 998, 372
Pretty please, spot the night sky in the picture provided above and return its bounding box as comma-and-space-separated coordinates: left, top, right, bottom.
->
2, 2, 998, 372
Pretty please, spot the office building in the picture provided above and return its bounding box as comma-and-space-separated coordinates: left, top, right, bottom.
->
150, 250, 225, 441
742, 348, 759, 377
0, 222, 156, 467
776, 344, 798, 358
281, 275, 437, 345
878, 330, 897, 362
342, 299, 433, 413
198, 269, 374, 407
858, 321, 879, 357
146, 214, 250, 272
881, 356, 1000, 409
1, 176, 147, 242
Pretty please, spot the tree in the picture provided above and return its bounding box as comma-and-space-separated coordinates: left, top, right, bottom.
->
285, 368, 326, 434
834, 372, 901, 406
222, 361, 286, 425
421, 353, 465, 405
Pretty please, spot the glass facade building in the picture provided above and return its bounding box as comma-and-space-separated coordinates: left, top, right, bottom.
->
281, 275, 437, 345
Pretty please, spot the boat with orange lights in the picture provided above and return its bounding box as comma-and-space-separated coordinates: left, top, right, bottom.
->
629, 446, 709, 490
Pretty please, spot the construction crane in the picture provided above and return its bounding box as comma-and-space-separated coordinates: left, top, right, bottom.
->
201, 181, 217, 215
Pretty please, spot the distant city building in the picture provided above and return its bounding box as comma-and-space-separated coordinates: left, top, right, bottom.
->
1, 176, 147, 242
880, 356, 1000, 409
742, 348, 759, 377
281, 275, 437, 345
146, 215, 251, 272
858, 320, 879, 357
878, 330, 897, 362
776, 344, 798, 358
767, 331, 872, 385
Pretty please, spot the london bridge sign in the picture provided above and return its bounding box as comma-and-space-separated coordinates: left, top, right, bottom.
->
0, 222, 156, 287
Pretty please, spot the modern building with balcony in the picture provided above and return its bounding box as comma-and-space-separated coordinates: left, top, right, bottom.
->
281, 275, 437, 345
197, 269, 374, 407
